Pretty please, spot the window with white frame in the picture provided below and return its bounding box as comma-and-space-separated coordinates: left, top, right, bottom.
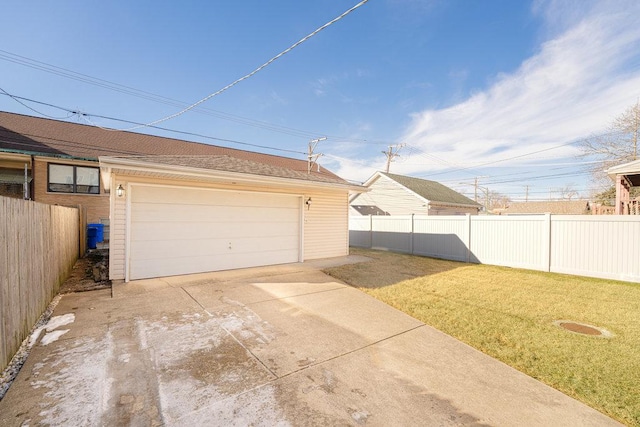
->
47, 163, 99, 194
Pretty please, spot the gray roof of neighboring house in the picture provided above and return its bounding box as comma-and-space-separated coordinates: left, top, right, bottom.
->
382, 172, 481, 207
103, 155, 349, 185
502, 200, 591, 215
0, 111, 345, 185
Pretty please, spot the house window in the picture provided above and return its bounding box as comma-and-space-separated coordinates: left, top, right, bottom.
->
48, 164, 99, 194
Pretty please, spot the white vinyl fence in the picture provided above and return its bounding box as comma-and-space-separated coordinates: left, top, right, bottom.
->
349, 214, 640, 283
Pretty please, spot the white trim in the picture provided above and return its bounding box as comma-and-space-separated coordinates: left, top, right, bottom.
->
124, 181, 132, 283
108, 171, 115, 278
299, 196, 305, 263
606, 158, 640, 177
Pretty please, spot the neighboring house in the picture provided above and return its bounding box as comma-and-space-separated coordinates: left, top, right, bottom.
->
499, 200, 592, 215
1, 111, 364, 280
606, 159, 640, 215
350, 171, 481, 216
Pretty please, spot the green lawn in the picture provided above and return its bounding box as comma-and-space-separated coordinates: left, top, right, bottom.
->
324, 248, 640, 426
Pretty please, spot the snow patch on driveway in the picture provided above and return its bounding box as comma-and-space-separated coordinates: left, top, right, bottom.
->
31, 334, 112, 426
40, 330, 70, 346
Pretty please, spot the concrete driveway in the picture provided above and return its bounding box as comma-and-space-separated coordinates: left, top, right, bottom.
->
0, 257, 620, 426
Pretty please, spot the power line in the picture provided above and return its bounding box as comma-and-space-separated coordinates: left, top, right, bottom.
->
0, 90, 306, 155
0, 48, 397, 146
110, 0, 369, 132
0, 87, 74, 120
410, 129, 626, 180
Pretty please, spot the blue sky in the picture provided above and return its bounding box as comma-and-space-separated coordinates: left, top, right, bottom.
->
2, 0, 640, 202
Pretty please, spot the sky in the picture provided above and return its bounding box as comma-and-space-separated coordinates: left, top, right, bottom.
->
2, 0, 640, 202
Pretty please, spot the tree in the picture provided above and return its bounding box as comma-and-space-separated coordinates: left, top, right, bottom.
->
559, 183, 578, 200
478, 189, 511, 211
580, 101, 639, 185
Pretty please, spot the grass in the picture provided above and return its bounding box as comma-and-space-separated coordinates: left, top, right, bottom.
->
324, 248, 640, 426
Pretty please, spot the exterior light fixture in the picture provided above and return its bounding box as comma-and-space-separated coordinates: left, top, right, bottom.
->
116, 184, 125, 198
305, 197, 312, 209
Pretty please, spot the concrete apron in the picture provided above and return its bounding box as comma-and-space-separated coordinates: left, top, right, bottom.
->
0, 259, 621, 426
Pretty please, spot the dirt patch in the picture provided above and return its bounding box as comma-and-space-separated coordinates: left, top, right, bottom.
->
60, 250, 111, 294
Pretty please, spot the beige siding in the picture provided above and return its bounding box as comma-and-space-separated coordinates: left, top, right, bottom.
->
109, 174, 350, 280
109, 177, 127, 280
351, 175, 427, 215
303, 190, 349, 260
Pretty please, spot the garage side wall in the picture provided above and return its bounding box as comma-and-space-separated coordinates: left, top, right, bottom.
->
303, 190, 349, 260
109, 177, 127, 281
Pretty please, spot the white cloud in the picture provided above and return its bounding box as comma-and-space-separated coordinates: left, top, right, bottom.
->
333, 1, 640, 183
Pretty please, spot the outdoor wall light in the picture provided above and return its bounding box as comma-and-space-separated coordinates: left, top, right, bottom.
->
305, 197, 312, 210
116, 184, 125, 198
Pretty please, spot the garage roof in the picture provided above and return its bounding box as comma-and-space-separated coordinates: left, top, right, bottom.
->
99, 155, 366, 192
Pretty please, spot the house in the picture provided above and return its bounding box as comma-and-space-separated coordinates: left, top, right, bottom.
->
1, 111, 364, 281
350, 171, 481, 216
606, 159, 640, 215
499, 200, 592, 215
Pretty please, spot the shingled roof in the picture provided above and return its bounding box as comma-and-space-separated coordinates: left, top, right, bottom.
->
0, 111, 344, 184
102, 154, 349, 185
382, 172, 480, 206
501, 200, 591, 215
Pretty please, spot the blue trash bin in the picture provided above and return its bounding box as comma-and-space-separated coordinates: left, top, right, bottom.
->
87, 227, 98, 249
88, 223, 104, 243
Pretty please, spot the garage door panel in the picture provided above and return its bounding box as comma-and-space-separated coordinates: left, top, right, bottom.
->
129, 186, 301, 280
131, 220, 299, 241
131, 235, 299, 260
133, 186, 299, 209
130, 248, 300, 279
132, 204, 299, 223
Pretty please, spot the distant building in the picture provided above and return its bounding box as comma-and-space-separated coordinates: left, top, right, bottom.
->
350, 172, 481, 216
499, 200, 592, 215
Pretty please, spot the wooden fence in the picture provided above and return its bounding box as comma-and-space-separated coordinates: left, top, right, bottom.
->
350, 214, 640, 283
0, 196, 79, 372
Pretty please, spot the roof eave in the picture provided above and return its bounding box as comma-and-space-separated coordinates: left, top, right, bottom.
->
99, 156, 367, 193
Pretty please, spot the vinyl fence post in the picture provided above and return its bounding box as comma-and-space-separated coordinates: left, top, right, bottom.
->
544, 212, 552, 272
466, 213, 471, 263
369, 214, 373, 249
410, 213, 414, 254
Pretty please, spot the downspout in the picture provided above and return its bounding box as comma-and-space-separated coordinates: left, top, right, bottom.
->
29, 155, 35, 200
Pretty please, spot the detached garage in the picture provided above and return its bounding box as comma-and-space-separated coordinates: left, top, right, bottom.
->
100, 155, 363, 282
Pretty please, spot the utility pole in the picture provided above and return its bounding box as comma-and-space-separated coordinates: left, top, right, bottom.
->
474, 177, 479, 203
307, 137, 326, 173
382, 144, 404, 173
633, 99, 638, 160
524, 185, 529, 202
472, 176, 489, 203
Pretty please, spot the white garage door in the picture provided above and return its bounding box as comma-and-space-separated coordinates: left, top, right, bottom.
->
129, 185, 301, 280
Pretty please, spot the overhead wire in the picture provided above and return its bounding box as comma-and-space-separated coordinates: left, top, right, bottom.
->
108, 0, 369, 132
0, 86, 74, 120
0, 47, 397, 145
0, 91, 306, 155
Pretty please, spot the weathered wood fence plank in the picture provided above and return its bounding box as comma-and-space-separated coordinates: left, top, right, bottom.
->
0, 196, 79, 372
